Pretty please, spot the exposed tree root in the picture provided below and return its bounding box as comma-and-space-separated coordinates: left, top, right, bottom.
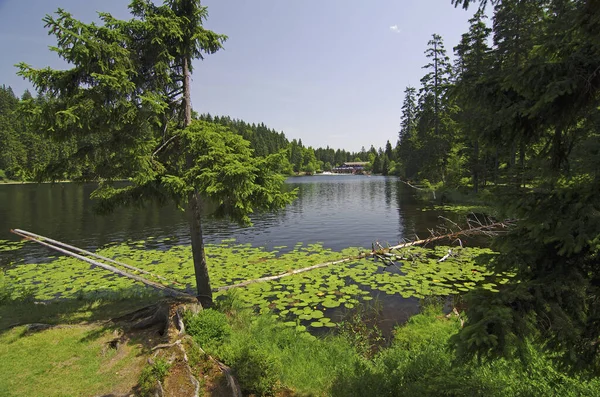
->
113, 298, 241, 397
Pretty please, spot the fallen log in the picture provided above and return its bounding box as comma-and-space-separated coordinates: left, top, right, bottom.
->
216, 220, 511, 291
215, 255, 368, 292
386, 221, 509, 251
12, 229, 183, 286
11, 229, 192, 298
399, 179, 436, 199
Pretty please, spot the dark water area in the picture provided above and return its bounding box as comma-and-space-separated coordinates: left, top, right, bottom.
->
0, 175, 468, 257
0, 175, 477, 332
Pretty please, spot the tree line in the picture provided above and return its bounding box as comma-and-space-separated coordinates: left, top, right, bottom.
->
337, 0, 600, 374
1, 88, 385, 182
0, 86, 73, 181
403, 0, 600, 374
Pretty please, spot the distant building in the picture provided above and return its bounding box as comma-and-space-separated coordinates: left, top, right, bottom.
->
332, 162, 369, 174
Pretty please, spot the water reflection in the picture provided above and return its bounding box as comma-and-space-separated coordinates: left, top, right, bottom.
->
0, 176, 461, 262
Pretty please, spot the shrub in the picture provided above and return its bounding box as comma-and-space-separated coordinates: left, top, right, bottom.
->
214, 289, 244, 314
138, 358, 171, 397
0, 272, 13, 303
184, 308, 231, 349
231, 345, 281, 397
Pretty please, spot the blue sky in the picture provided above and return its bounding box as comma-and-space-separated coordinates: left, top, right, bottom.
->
0, 0, 476, 152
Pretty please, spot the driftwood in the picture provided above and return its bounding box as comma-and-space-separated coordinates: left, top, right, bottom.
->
398, 179, 427, 191
215, 255, 368, 292
11, 229, 192, 298
216, 219, 511, 291
386, 220, 509, 251
398, 179, 436, 199
12, 229, 183, 287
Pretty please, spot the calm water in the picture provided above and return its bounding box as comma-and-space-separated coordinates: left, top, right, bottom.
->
0, 175, 458, 258
0, 175, 468, 329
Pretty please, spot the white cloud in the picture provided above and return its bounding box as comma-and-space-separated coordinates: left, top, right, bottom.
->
389, 25, 401, 33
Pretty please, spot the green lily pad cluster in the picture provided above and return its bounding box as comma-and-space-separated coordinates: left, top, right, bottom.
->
1, 237, 511, 329
0, 239, 25, 253
420, 204, 493, 215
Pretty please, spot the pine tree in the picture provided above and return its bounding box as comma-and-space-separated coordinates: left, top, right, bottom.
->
416, 33, 455, 183
453, 9, 492, 192
449, 0, 600, 373
421, 34, 453, 138
17, 0, 295, 307
397, 86, 418, 178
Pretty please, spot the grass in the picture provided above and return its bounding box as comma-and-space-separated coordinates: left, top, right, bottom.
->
0, 293, 163, 330
184, 298, 600, 397
1, 288, 599, 397
0, 324, 145, 397
0, 287, 163, 397
185, 299, 359, 396
330, 305, 600, 397
138, 358, 171, 396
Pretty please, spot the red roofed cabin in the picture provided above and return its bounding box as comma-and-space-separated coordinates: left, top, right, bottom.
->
332, 162, 368, 174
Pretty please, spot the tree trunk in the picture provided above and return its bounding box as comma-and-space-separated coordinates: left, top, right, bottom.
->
183, 57, 213, 307
473, 139, 479, 194
519, 140, 525, 188
551, 125, 563, 172
187, 191, 213, 307
183, 58, 192, 127
494, 147, 499, 185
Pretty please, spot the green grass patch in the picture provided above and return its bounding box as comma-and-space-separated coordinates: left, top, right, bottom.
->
138, 358, 171, 397
185, 305, 357, 396
0, 291, 162, 330
0, 324, 145, 397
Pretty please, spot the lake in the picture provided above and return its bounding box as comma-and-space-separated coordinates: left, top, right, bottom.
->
0, 175, 459, 260
1, 175, 479, 331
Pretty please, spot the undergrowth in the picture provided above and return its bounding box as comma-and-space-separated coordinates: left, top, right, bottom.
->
138, 358, 171, 397
184, 296, 600, 397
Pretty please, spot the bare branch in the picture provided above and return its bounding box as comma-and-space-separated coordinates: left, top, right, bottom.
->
152, 133, 179, 158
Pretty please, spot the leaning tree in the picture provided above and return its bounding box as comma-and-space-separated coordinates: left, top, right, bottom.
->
18, 0, 296, 307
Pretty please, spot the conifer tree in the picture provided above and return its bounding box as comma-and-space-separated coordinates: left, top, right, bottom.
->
453, 10, 492, 192
17, 0, 295, 307
449, 0, 600, 373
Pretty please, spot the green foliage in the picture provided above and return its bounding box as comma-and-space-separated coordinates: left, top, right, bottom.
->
330, 306, 600, 397
230, 345, 282, 396
394, 0, 600, 373
439, 0, 600, 373
15, 1, 298, 302
338, 301, 385, 358
183, 309, 231, 349
0, 273, 11, 304
179, 121, 296, 225
138, 358, 171, 397
213, 308, 356, 396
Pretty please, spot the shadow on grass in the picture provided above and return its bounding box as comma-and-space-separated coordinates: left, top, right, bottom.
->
0, 285, 166, 334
